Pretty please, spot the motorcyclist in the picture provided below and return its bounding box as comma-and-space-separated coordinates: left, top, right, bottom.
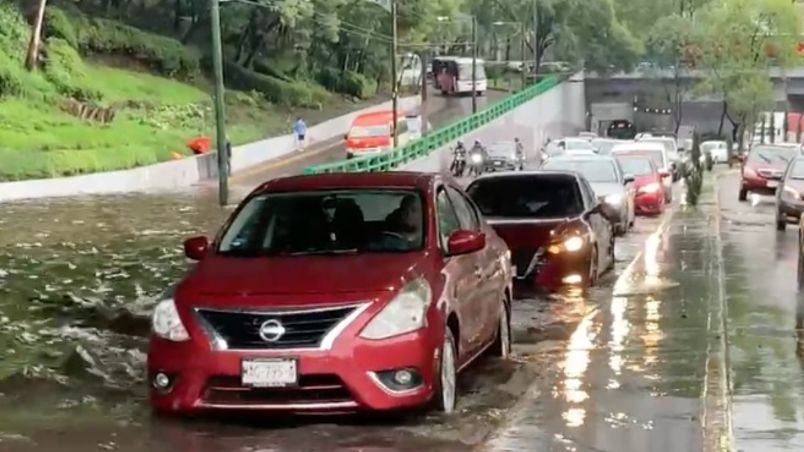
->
450, 141, 467, 176
468, 140, 486, 176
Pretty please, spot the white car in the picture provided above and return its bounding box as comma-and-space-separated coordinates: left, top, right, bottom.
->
701, 140, 729, 164
611, 141, 673, 203
638, 136, 681, 180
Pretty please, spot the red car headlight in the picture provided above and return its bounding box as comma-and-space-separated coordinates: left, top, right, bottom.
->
360, 278, 431, 340
152, 298, 190, 342
547, 235, 586, 255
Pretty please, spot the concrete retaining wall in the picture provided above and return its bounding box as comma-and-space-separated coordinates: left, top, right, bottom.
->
399, 73, 587, 173
0, 96, 421, 202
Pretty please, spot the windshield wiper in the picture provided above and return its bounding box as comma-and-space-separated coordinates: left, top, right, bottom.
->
757, 153, 772, 163
286, 249, 359, 256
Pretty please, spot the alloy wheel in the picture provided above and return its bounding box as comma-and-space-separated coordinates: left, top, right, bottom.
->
439, 332, 457, 414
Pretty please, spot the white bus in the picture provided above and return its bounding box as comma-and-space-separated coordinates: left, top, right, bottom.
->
432, 56, 487, 96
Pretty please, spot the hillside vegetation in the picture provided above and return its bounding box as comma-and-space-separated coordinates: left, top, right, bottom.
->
0, 2, 385, 181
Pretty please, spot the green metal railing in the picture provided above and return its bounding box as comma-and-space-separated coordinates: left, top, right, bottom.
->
303, 75, 562, 174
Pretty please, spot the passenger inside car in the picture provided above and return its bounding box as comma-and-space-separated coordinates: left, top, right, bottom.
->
381, 194, 424, 250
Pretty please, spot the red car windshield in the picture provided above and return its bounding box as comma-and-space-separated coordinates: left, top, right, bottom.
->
467, 175, 583, 218
218, 189, 425, 255
748, 145, 797, 166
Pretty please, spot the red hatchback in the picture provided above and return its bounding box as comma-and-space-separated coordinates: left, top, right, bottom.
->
148, 172, 513, 415
614, 155, 667, 215
466, 172, 615, 293
739, 144, 800, 201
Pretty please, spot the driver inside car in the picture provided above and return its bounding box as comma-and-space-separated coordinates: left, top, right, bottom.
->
380, 195, 423, 250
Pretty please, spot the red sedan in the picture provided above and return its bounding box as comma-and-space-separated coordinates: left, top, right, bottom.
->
466, 171, 615, 294
148, 172, 512, 415
739, 144, 800, 201
614, 155, 667, 215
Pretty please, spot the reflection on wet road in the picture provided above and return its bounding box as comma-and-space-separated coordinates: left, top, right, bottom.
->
718, 171, 804, 451
489, 184, 725, 451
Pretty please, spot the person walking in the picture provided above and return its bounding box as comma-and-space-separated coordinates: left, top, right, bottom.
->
293, 117, 307, 151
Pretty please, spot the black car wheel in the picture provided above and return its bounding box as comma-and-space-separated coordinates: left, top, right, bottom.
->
739, 187, 747, 201
585, 246, 599, 287
777, 213, 787, 231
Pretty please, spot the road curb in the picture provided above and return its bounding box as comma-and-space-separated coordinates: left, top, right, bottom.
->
700, 169, 736, 452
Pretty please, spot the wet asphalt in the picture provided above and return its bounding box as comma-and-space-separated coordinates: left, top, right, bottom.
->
5, 138, 800, 450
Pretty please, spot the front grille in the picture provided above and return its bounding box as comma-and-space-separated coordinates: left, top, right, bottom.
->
196, 305, 358, 350
512, 248, 540, 278
202, 374, 353, 405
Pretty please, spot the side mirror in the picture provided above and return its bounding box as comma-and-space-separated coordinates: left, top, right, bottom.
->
344, 134, 349, 141
623, 174, 635, 185
446, 230, 486, 256
184, 236, 209, 260
659, 170, 671, 178
736, 154, 746, 162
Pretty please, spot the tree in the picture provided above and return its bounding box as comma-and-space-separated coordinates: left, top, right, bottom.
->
645, 13, 694, 133
693, 0, 802, 144
25, 0, 48, 70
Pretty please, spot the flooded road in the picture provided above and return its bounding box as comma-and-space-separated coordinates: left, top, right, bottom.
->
0, 155, 664, 449
717, 171, 804, 451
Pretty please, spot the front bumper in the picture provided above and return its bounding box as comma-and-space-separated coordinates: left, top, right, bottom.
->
778, 198, 804, 222
513, 247, 591, 295
742, 175, 779, 196
148, 310, 441, 414
635, 191, 664, 215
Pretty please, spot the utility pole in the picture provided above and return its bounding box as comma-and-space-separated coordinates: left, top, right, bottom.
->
471, 16, 477, 114
420, 52, 428, 135
532, 0, 539, 75
520, 23, 526, 90
391, 0, 399, 147
210, 0, 228, 206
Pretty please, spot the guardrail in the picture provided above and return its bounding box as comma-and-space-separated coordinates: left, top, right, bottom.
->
303, 75, 562, 174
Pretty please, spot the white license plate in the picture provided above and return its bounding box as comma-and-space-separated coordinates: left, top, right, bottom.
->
767, 180, 779, 188
242, 358, 298, 387
494, 161, 503, 165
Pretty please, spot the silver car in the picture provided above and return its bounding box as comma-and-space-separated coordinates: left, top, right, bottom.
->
483, 141, 525, 172
540, 154, 636, 235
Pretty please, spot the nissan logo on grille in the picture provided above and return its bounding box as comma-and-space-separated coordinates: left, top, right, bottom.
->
258, 319, 286, 342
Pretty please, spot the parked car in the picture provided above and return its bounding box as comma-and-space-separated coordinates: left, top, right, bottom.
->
466, 171, 616, 292
637, 136, 681, 181
739, 143, 800, 201
613, 154, 668, 216
775, 156, 804, 230
148, 172, 513, 415
611, 142, 673, 203
540, 154, 635, 235
578, 131, 598, 141
483, 141, 525, 171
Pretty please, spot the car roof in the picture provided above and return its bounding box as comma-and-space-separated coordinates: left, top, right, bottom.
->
544, 154, 615, 163
255, 171, 435, 194
352, 111, 394, 126
468, 170, 580, 184
611, 142, 666, 152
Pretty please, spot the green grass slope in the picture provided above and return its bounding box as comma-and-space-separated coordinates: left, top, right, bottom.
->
0, 4, 380, 181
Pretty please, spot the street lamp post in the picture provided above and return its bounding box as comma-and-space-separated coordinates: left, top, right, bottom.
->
210, 0, 228, 206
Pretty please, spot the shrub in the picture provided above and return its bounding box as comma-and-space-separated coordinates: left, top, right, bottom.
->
44, 8, 78, 49
0, 49, 24, 97
76, 16, 199, 77
42, 38, 102, 101
316, 68, 377, 99
225, 61, 329, 108
0, 3, 28, 54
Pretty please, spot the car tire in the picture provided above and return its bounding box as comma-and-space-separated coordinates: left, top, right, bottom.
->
739, 187, 747, 202
585, 246, 599, 287
777, 215, 787, 231
489, 298, 512, 359
435, 329, 458, 414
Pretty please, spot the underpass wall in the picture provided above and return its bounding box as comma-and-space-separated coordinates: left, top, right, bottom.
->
400, 73, 586, 173
0, 96, 420, 202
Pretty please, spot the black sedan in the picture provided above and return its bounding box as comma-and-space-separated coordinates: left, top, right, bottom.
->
482, 141, 525, 172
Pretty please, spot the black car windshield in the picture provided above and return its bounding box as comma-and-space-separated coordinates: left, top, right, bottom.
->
788, 160, 804, 180
217, 189, 425, 256
467, 175, 584, 218
616, 156, 654, 176
542, 158, 618, 183
749, 145, 797, 165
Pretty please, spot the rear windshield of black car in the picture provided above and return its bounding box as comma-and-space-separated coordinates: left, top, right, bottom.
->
748, 145, 797, 165
467, 175, 584, 218
217, 189, 425, 256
